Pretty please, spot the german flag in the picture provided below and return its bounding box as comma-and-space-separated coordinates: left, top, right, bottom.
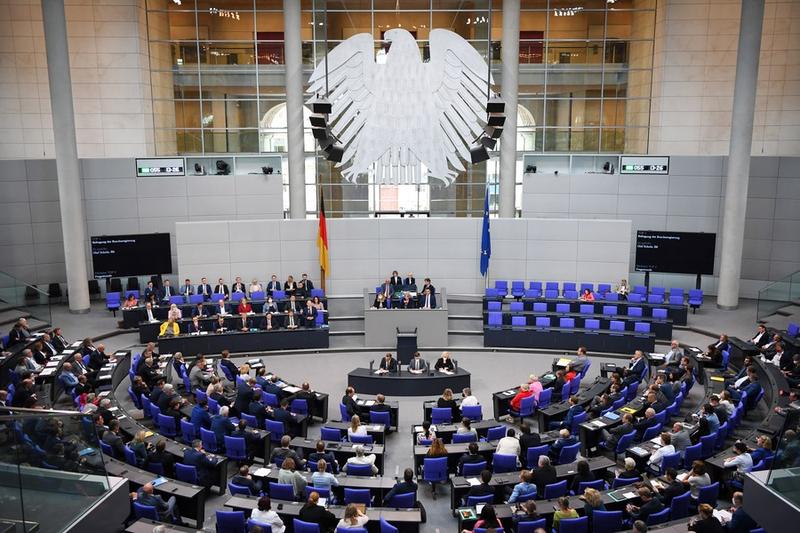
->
317, 190, 330, 273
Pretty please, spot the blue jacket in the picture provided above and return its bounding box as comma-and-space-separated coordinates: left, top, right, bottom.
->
741, 382, 763, 409
562, 405, 585, 429
550, 436, 578, 457
210, 414, 233, 446
59, 372, 78, 390
182, 447, 216, 486
728, 506, 757, 533
508, 481, 537, 503
190, 405, 211, 431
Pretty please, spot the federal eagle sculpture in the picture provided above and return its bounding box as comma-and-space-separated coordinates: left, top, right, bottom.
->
308, 28, 498, 186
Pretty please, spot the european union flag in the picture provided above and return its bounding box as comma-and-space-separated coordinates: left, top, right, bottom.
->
480, 187, 491, 277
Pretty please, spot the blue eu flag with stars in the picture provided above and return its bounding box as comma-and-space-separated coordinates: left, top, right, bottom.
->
480, 187, 491, 277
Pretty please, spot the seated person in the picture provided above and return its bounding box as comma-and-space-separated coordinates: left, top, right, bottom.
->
284, 275, 297, 297
187, 315, 204, 334
419, 288, 436, 309
403, 272, 416, 291
617, 457, 643, 483
263, 312, 279, 331
457, 441, 485, 475
135, 483, 181, 524
408, 351, 427, 374
377, 352, 398, 374
579, 288, 595, 302
549, 395, 584, 430
551, 370, 567, 402
237, 297, 252, 315
285, 309, 299, 329
308, 440, 339, 473
372, 293, 388, 309
507, 470, 537, 503
214, 317, 228, 333
633, 408, 658, 439
383, 468, 417, 506
437, 388, 459, 420
191, 303, 206, 318
549, 429, 577, 460
159, 318, 179, 337
298, 274, 314, 298
553, 497, 580, 530
626, 487, 664, 523
122, 294, 138, 309
216, 299, 229, 316
647, 432, 676, 474
303, 300, 317, 327
342, 444, 378, 475
231, 464, 262, 495
434, 352, 455, 373
237, 313, 251, 332
464, 469, 495, 503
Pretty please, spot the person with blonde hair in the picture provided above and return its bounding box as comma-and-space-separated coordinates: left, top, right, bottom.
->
336, 503, 368, 530
130, 430, 149, 465
348, 415, 367, 440
582, 487, 606, 520
527, 374, 544, 400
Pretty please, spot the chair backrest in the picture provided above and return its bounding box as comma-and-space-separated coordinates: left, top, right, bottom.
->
628, 293, 643, 303
611, 476, 640, 489
563, 282, 576, 292
555, 303, 570, 313
510, 301, 524, 312
543, 479, 567, 499
350, 433, 374, 444
533, 302, 547, 312
592, 510, 623, 533
576, 479, 605, 494
380, 517, 399, 533
788, 322, 799, 337
216, 510, 246, 532
385, 491, 416, 508
584, 319, 600, 330
247, 519, 274, 533
511, 316, 527, 327
175, 462, 199, 484
568, 376, 582, 396
603, 307, 617, 318
616, 431, 637, 454
683, 443, 702, 469
697, 482, 719, 506
557, 517, 588, 532
700, 432, 717, 458
558, 442, 580, 464
452, 433, 477, 444
669, 295, 684, 305
609, 320, 624, 332
486, 426, 507, 441
431, 407, 452, 424
224, 436, 247, 459
485, 288, 498, 298
605, 292, 619, 301
516, 519, 547, 533
228, 481, 252, 496
545, 281, 559, 291
462, 461, 487, 476
526, 445, 550, 468
200, 427, 218, 452
634, 322, 651, 334
646, 507, 670, 526
293, 519, 321, 533
579, 304, 594, 315
265, 419, 285, 441
422, 457, 448, 482
269, 482, 295, 500
462, 404, 482, 421
488, 311, 503, 326
560, 317, 575, 328
492, 453, 517, 473
132, 502, 159, 521
495, 280, 508, 292
305, 486, 330, 500
169, 295, 185, 305
180, 419, 196, 444
344, 487, 372, 506
369, 410, 391, 428
545, 289, 559, 298
669, 490, 691, 519
346, 463, 373, 476
240, 412, 259, 429
273, 290, 286, 299
123, 445, 138, 466
660, 452, 681, 473
627, 306, 643, 317
156, 413, 177, 436
652, 308, 668, 319
487, 301, 502, 311
535, 316, 551, 328
465, 493, 495, 506
641, 423, 662, 442
538, 388, 552, 408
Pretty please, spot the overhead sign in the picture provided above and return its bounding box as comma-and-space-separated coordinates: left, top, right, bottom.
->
136, 157, 185, 177
620, 156, 669, 175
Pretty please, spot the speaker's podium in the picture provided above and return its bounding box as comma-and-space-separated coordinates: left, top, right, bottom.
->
363, 288, 448, 348
396, 328, 418, 365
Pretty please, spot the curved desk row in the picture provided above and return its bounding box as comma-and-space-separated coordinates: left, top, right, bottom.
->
347, 367, 471, 397
156, 328, 329, 357
484, 326, 656, 353
485, 310, 673, 340
138, 314, 326, 343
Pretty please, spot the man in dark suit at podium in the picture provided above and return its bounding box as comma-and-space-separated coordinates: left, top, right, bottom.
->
408, 351, 427, 374
377, 352, 398, 374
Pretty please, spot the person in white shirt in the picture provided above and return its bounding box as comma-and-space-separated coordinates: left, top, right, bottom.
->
216, 299, 229, 316
496, 428, 521, 459
342, 445, 378, 474
310, 459, 339, 501
723, 441, 754, 475
647, 432, 676, 473
167, 303, 182, 321
145, 302, 157, 323
460, 387, 479, 409
336, 504, 369, 530
663, 340, 684, 366
249, 279, 262, 294
347, 415, 368, 441
456, 417, 478, 440
249, 495, 285, 533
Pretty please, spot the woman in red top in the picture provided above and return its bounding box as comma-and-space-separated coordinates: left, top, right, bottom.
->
564, 363, 578, 382
510, 383, 533, 411
237, 297, 252, 314
579, 288, 595, 301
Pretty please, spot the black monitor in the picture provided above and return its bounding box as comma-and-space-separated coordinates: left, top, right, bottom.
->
635, 231, 716, 275
91, 233, 172, 279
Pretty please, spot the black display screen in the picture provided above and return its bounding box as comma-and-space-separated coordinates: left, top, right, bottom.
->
91, 233, 173, 279
635, 231, 716, 275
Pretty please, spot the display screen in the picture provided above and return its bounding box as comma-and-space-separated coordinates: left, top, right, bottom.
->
620, 156, 670, 175
91, 233, 172, 279
635, 231, 716, 275
136, 158, 185, 177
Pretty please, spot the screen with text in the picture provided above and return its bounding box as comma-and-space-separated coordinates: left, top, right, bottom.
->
635, 231, 715, 275
91, 233, 172, 279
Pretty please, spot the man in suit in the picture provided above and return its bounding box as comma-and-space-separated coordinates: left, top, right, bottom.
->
669, 422, 692, 457
633, 408, 658, 439
420, 278, 435, 295
408, 351, 427, 374
271, 399, 298, 437
88, 343, 113, 371
41, 333, 58, 357
663, 340, 684, 366
465, 469, 496, 501
378, 352, 398, 374
102, 419, 126, 458
308, 440, 339, 473
298, 273, 315, 298
403, 273, 416, 291
342, 387, 358, 418
550, 396, 584, 430
183, 439, 217, 488
180, 278, 194, 297
626, 350, 647, 379
248, 390, 270, 428
190, 400, 212, 431
285, 295, 301, 315
644, 391, 668, 414
143, 281, 158, 302
531, 455, 557, 495
234, 378, 256, 415
197, 277, 213, 300
601, 413, 634, 448
750, 324, 769, 347
419, 288, 436, 309
302, 300, 317, 327
652, 467, 687, 506
210, 406, 235, 448
8, 318, 31, 345
714, 333, 730, 353
518, 423, 541, 461
728, 492, 758, 533
266, 274, 281, 296
51, 327, 68, 352
58, 363, 79, 395
383, 468, 418, 505
214, 278, 230, 299
389, 271, 403, 292
231, 465, 262, 495
161, 279, 174, 302
157, 384, 181, 413
727, 373, 763, 410
270, 435, 305, 468
136, 482, 181, 523
549, 429, 578, 460
146, 439, 176, 477
626, 487, 664, 523
261, 374, 286, 400
187, 316, 204, 334
457, 441, 485, 475
231, 276, 247, 295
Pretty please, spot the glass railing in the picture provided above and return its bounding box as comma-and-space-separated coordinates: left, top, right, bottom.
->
765, 412, 800, 509
0, 408, 111, 532
0, 270, 52, 329
757, 270, 800, 322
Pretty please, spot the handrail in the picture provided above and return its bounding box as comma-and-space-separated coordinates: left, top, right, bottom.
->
0, 269, 50, 296
756, 269, 800, 322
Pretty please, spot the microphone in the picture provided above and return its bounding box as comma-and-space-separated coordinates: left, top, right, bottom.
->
369, 360, 374, 374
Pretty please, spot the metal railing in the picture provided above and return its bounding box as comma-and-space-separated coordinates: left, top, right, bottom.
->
756, 269, 800, 322
0, 270, 52, 329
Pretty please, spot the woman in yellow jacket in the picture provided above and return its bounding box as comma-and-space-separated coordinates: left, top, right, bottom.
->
159, 317, 180, 337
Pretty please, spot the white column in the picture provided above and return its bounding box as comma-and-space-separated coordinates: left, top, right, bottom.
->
41, 0, 91, 313
284, 0, 306, 219
499, 0, 520, 218
717, 0, 765, 309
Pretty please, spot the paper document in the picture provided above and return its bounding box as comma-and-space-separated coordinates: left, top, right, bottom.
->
253, 468, 271, 477
466, 478, 481, 486
623, 491, 637, 499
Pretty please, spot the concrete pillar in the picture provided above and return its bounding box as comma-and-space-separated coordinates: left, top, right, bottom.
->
41, 0, 90, 313
717, 0, 765, 309
284, 0, 306, 219
499, 0, 520, 218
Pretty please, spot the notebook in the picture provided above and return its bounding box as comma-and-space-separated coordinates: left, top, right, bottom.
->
151, 477, 168, 487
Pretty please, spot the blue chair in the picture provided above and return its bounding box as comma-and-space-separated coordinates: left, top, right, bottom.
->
487, 301, 502, 311
492, 453, 517, 473
321, 427, 343, 442
293, 519, 320, 533
510, 301, 524, 312
241, 412, 259, 429
543, 479, 567, 499
609, 320, 625, 332
688, 289, 703, 312
788, 322, 799, 337
127, 387, 142, 409
229, 481, 253, 496
106, 291, 121, 315
602, 305, 618, 316
628, 293, 644, 303
123, 445, 138, 466
380, 517, 398, 533
485, 288, 499, 298
511, 281, 525, 298
597, 283, 611, 295
641, 424, 662, 442
700, 433, 717, 458
628, 306, 643, 317
462, 404, 482, 421
466, 494, 495, 506
452, 433, 477, 443
669, 294, 684, 305
269, 482, 295, 500
99, 440, 114, 458
291, 399, 309, 415
339, 403, 349, 422
169, 295, 185, 305
652, 308, 668, 320
585, 319, 600, 330
216, 510, 246, 532
646, 507, 671, 526
611, 477, 640, 489
462, 461, 487, 476
633, 285, 647, 295
508, 395, 536, 423
344, 488, 372, 506
486, 426, 507, 441
263, 392, 279, 407
721, 350, 730, 371
475, 528, 504, 533
634, 322, 651, 334
200, 428, 219, 453
247, 519, 274, 532
556, 303, 570, 313
224, 436, 248, 461
511, 316, 527, 327
579, 283, 593, 293
526, 445, 550, 468
175, 463, 199, 484
495, 280, 509, 295
579, 304, 593, 315
592, 510, 623, 533
146, 462, 165, 476
605, 292, 619, 301
659, 452, 681, 474
694, 481, 719, 506
647, 294, 664, 305
346, 463, 374, 476
266, 420, 285, 443
573, 479, 605, 495
568, 376, 583, 397
564, 290, 578, 299
560, 317, 575, 328
517, 519, 546, 533
533, 302, 547, 312
304, 486, 330, 500
386, 491, 416, 508
683, 443, 702, 469
272, 290, 286, 300
545, 289, 559, 299
207, 398, 220, 415
557, 442, 580, 465
431, 407, 452, 424
230, 292, 245, 302
535, 316, 551, 328
423, 457, 448, 487
350, 434, 373, 444
524, 289, 540, 298
715, 422, 729, 450
188, 293, 204, 304
537, 388, 552, 408
488, 311, 503, 327
132, 502, 159, 521
369, 410, 391, 428
670, 490, 691, 519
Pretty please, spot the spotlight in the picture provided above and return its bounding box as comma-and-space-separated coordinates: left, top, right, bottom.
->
486, 97, 505, 114
309, 114, 327, 128
470, 144, 490, 164
480, 136, 497, 150
484, 124, 503, 139
487, 114, 506, 127
309, 97, 332, 114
